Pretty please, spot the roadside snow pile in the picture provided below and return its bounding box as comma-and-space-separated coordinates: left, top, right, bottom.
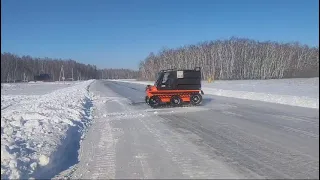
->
1, 84, 15, 88
1, 83, 17, 90
110, 79, 151, 85
1, 81, 81, 95
1, 95, 39, 111
1, 80, 95, 179
202, 77, 319, 98
201, 87, 318, 109
112, 78, 319, 109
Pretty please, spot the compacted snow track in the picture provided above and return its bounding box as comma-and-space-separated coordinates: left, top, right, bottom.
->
56, 80, 318, 179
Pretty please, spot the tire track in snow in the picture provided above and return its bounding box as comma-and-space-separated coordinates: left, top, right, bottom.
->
67, 81, 244, 179
73, 104, 117, 179
67, 83, 122, 179
90, 116, 117, 179
117, 95, 243, 179
139, 114, 244, 179
135, 153, 153, 179
168, 111, 318, 179
106, 80, 244, 179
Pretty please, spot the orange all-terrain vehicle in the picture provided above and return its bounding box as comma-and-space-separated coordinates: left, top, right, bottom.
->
145, 67, 204, 108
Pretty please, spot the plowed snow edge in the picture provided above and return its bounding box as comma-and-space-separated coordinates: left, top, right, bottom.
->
1, 80, 95, 179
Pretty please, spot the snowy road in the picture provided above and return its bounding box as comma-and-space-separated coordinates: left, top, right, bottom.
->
65, 80, 319, 179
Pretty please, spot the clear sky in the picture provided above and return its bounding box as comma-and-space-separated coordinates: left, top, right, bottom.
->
1, 0, 319, 70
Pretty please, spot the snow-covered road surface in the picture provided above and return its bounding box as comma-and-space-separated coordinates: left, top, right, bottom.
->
57, 80, 319, 179
111, 78, 319, 109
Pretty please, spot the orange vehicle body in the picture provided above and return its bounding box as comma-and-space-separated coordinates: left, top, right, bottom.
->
145, 67, 203, 107
145, 85, 201, 103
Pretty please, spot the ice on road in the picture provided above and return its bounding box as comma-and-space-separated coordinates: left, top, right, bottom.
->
57, 80, 319, 179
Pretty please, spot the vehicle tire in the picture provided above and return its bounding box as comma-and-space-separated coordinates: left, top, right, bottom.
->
170, 95, 182, 107
145, 96, 149, 104
190, 93, 202, 105
149, 96, 161, 108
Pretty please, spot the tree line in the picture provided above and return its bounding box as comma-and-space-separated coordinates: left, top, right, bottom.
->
2, 37, 318, 83
1, 52, 138, 82
138, 37, 319, 80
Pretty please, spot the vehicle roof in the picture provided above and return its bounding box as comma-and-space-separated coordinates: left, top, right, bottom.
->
160, 67, 201, 73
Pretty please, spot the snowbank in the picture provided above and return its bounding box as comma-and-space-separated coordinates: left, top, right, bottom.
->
1, 80, 95, 179
111, 78, 319, 109
1, 84, 15, 88
1, 81, 82, 95
202, 78, 319, 99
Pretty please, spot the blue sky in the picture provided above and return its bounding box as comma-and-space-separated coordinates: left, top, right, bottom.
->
1, 0, 319, 70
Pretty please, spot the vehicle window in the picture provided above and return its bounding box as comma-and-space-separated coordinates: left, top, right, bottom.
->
162, 72, 170, 84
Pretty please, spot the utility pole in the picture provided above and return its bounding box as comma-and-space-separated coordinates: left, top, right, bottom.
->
71, 68, 74, 81
7, 73, 9, 83
41, 61, 44, 73
23, 73, 26, 82
59, 65, 65, 81
52, 69, 55, 82
14, 59, 18, 83
77, 71, 81, 81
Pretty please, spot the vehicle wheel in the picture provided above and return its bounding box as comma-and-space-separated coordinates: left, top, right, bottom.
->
190, 93, 202, 105
149, 96, 161, 108
145, 96, 149, 104
170, 95, 182, 106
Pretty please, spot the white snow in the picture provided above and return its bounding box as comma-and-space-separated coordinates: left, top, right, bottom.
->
1, 81, 82, 95
111, 78, 319, 109
1, 80, 95, 179
38, 155, 50, 166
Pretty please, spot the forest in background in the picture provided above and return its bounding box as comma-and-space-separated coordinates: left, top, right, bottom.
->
138, 37, 319, 80
1, 37, 319, 82
1, 53, 138, 82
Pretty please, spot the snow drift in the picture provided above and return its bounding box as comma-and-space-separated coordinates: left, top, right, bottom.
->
1, 80, 95, 179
